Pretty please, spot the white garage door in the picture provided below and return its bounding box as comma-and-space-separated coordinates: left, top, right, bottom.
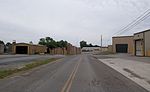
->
136, 40, 143, 56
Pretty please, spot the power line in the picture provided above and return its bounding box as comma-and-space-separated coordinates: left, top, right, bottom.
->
113, 9, 150, 36
112, 9, 150, 35
116, 9, 150, 35
117, 11, 150, 35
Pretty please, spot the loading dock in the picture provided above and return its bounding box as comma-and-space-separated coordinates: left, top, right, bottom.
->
134, 29, 150, 56
116, 44, 128, 53
16, 46, 28, 54
135, 40, 143, 56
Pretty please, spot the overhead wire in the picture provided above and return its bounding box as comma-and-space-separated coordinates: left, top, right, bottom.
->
113, 9, 150, 36
116, 11, 150, 35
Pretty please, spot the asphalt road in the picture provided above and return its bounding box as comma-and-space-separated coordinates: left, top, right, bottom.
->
0, 55, 65, 69
0, 55, 148, 92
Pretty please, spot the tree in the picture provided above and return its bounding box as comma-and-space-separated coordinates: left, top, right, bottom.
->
88, 43, 93, 47
29, 41, 33, 44
57, 40, 68, 48
0, 40, 4, 44
5, 42, 12, 53
80, 40, 100, 48
93, 45, 100, 47
38, 37, 68, 49
39, 37, 56, 49
39, 38, 46, 45
80, 41, 87, 48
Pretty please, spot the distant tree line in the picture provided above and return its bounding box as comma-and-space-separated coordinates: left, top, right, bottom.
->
0, 40, 12, 53
38, 37, 68, 51
80, 40, 100, 48
0, 40, 4, 44
0, 40, 13, 47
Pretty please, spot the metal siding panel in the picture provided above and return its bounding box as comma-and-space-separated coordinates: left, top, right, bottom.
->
134, 33, 144, 40
144, 31, 150, 56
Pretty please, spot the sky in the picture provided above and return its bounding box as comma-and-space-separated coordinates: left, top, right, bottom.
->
0, 0, 150, 46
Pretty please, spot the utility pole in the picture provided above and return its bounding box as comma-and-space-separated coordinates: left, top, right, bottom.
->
101, 35, 102, 51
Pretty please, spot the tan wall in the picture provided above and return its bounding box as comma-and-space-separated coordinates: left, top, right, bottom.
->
134, 33, 144, 40
0, 44, 4, 54
12, 43, 80, 55
12, 44, 29, 54
101, 47, 108, 52
49, 47, 81, 55
12, 43, 46, 55
66, 43, 72, 55
108, 45, 113, 52
29, 45, 47, 54
49, 48, 67, 55
66, 43, 81, 55
144, 31, 150, 56
147, 49, 150, 57
112, 36, 134, 54
76, 48, 81, 54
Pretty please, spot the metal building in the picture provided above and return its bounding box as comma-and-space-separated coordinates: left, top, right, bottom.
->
134, 29, 150, 56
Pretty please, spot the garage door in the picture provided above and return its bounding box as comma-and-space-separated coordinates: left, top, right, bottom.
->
135, 41, 143, 56
16, 46, 28, 54
116, 44, 128, 53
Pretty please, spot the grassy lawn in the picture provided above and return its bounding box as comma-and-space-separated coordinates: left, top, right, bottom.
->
0, 58, 60, 79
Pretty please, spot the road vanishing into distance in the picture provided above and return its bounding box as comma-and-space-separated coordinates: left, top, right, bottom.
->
0, 55, 149, 92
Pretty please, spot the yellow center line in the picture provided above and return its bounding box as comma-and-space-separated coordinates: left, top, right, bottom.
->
60, 57, 82, 92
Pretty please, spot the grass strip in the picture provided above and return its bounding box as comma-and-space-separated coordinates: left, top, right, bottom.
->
0, 58, 59, 79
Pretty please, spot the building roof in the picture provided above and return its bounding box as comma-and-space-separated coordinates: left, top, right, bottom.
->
134, 29, 150, 35
14, 43, 46, 47
112, 36, 133, 38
